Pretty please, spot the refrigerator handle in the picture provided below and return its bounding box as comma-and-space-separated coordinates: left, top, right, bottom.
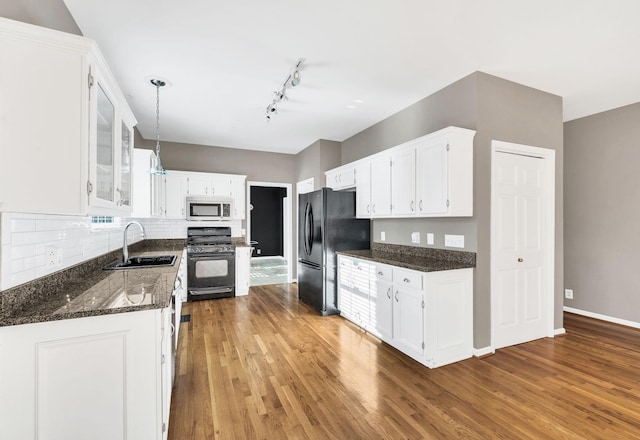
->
307, 202, 314, 254
303, 201, 311, 256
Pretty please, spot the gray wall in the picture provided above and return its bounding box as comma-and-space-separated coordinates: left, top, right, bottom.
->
136, 133, 296, 184
340, 72, 563, 348
295, 139, 341, 188
0, 0, 81, 35
475, 72, 564, 346
564, 103, 640, 322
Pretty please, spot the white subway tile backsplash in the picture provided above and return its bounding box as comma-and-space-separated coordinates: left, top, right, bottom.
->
0, 212, 242, 291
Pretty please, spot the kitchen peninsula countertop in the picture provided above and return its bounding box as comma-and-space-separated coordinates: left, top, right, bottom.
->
337, 242, 476, 272
0, 239, 186, 327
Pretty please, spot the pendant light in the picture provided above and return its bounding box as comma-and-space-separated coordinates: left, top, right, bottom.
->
149, 78, 168, 175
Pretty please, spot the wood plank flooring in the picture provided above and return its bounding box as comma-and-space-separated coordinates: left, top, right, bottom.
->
168, 283, 640, 439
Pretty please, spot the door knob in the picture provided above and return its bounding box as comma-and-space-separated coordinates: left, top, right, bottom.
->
517, 258, 524, 262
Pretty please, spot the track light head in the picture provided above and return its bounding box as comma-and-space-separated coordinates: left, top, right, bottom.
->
290, 70, 301, 87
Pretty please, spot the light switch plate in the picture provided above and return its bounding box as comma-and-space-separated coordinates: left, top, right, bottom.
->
380, 231, 386, 241
427, 233, 434, 245
444, 234, 465, 248
411, 232, 420, 244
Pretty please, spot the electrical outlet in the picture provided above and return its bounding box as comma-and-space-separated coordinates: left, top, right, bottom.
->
45, 246, 62, 268
411, 232, 420, 244
427, 233, 434, 245
565, 289, 573, 299
256, 249, 261, 255
444, 234, 465, 248
380, 231, 386, 241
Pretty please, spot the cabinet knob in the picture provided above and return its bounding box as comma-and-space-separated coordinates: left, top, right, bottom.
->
517, 258, 524, 262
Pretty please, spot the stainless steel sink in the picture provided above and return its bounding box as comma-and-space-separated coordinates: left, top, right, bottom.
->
103, 255, 177, 270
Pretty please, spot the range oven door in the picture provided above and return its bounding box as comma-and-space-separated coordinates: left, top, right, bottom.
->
187, 252, 236, 301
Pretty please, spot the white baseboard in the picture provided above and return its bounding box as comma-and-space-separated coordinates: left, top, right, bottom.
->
564, 306, 640, 330
554, 327, 566, 336
473, 346, 495, 357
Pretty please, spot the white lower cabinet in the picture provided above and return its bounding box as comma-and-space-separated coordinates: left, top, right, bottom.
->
0, 308, 173, 440
337, 255, 473, 368
235, 246, 251, 296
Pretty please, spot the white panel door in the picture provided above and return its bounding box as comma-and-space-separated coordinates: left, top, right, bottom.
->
492, 150, 548, 349
393, 286, 424, 359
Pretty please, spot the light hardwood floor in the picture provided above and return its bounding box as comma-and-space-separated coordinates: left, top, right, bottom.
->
168, 283, 640, 439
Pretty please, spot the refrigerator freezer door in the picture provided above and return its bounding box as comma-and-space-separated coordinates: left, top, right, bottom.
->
298, 260, 325, 313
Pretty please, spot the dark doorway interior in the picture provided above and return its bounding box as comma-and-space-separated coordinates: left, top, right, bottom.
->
250, 186, 287, 257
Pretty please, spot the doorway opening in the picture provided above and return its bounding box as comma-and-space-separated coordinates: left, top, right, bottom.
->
247, 181, 292, 286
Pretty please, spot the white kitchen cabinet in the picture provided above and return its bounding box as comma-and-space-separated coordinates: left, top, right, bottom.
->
132, 149, 156, 218
337, 256, 355, 320
338, 256, 373, 328
392, 267, 425, 360
0, 18, 136, 216
337, 255, 473, 368
355, 161, 372, 218
424, 268, 474, 368
390, 147, 416, 216
230, 175, 247, 219
154, 171, 246, 219
370, 153, 392, 217
325, 164, 356, 190
187, 174, 212, 196
164, 172, 188, 219
0, 309, 170, 440
372, 264, 393, 340
415, 128, 474, 216
235, 246, 251, 296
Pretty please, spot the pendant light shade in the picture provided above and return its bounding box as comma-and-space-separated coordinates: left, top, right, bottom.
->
149, 78, 168, 175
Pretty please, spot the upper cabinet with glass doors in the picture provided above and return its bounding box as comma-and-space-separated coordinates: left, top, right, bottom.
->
0, 17, 136, 216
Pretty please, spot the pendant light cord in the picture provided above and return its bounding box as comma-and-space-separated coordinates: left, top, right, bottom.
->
155, 82, 161, 157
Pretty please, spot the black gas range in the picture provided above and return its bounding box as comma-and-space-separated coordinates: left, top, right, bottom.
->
186, 227, 236, 301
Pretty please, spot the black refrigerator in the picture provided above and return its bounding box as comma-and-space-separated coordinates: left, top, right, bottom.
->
298, 188, 371, 315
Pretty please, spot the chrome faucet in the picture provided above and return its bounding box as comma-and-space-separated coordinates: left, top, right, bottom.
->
122, 221, 145, 263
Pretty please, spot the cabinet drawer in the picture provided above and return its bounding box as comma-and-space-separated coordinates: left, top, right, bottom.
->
374, 263, 393, 282
393, 268, 423, 290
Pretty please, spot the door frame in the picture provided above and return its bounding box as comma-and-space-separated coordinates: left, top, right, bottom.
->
246, 181, 293, 283
490, 140, 556, 348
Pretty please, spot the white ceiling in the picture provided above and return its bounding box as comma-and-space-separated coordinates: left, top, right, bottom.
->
63, 0, 640, 154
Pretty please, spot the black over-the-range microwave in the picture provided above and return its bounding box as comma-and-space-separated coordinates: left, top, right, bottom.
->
185, 196, 233, 220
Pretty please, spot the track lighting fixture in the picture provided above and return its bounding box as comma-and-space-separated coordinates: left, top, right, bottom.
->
265, 58, 304, 122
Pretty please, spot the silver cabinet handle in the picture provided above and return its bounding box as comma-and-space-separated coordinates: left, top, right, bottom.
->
395, 291, 399, 302
357, 266, 363, 271
419, 200, 423, 211
372, 204, 376, 214
367, 204, 370, 213
377, 271, 383, 276
404, 278, 410, 283
387, 287, 391, 299
410, 200, 414, 211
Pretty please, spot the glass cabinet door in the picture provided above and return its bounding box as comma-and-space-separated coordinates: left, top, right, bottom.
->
119, 122, 132, 207
96, 84, 115, 203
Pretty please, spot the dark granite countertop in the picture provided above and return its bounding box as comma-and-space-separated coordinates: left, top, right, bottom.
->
0, 239, 186, 327
336, 243, 476, 273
